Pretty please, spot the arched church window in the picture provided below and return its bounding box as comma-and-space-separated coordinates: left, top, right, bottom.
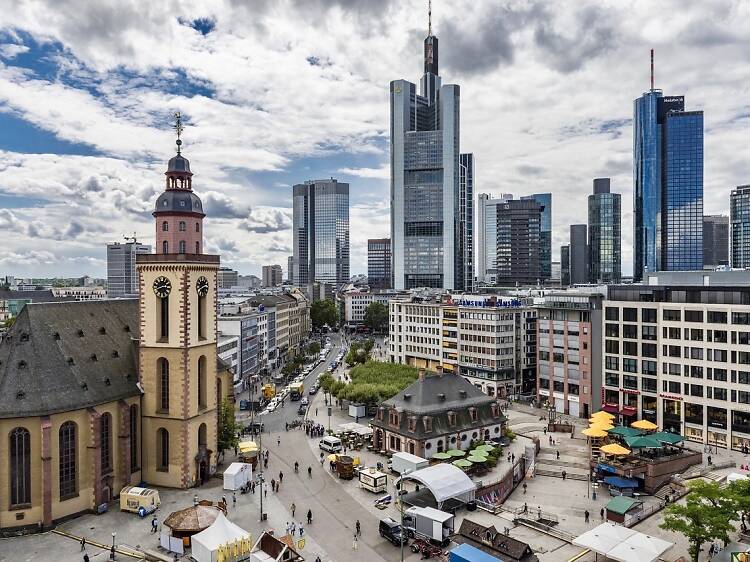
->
195, 222, 200, 232
129, 404, 138, 473
59, 421, 77, 500
158, 358, 169, 411
9, 427, 31, 506
157, 428, 169, 471
179, 241, 186, 254
162, 221, 168, 232
162, 241, 168, 254
179, 221, 186, 232
100, 412, 111, 472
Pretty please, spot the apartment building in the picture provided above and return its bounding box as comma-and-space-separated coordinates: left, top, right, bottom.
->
389, 295, 537, 398
342, 290, 396, 328
536, 291, 603, 419
603, 273, 750, 452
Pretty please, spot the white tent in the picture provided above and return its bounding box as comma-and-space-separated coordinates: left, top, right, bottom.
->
573, 523, 673, 562
395, 463, 476, 507
191, 512, 252, 562
223, 462, 252, 491
726, 472, 748, 484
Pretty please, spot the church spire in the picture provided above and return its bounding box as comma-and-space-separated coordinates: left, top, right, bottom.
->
423, 0, 438, 75
173, 111, 184, 155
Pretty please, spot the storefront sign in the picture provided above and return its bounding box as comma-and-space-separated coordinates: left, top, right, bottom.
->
659, 393, 683, 401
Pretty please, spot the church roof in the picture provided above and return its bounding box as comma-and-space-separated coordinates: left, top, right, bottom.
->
167, 153, 191, 173
0, 299, 141, 418
154, 189, 205, 216
383, 372, 495, 414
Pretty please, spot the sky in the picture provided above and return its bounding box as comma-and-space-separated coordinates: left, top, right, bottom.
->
0, 0, 749, 279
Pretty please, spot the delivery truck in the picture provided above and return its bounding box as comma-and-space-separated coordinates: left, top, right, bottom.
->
387, 452, 429, 475
262, 384, 276, 400
402, 506, 454, 546
290, 382, 304, 401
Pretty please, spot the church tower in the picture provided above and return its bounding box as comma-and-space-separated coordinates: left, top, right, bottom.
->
137, 113, 228, 488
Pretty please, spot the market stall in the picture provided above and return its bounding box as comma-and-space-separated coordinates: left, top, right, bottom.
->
191, 512, 252, 562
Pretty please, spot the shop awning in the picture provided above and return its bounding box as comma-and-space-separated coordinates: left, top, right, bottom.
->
620, 406, 638, 416
602, 404, 620, 414
603, 476, 639, 489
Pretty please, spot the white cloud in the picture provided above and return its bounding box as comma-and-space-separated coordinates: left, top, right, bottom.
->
0, 43, 29, 59
338, 165, 389, 179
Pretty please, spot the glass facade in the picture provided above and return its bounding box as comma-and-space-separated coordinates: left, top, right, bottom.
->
588, 180, 621, 283
367, 238, 391, 289
292, 179, 350, 286
521, 193, 552, 281
458, 154, 474, 292
731, 186, 750, 268
634, 91, 703, 278
106, 242, 151, 297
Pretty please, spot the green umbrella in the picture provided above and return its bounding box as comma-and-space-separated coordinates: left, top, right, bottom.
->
652, 431, 684, 444
431, 452, 451, 460
452, 459, 473, 468
446, 449, 466, 457
467, 456, 487, 463
624, 435, 663, 449
608, 426, 644, 438
475, 444, 496, 453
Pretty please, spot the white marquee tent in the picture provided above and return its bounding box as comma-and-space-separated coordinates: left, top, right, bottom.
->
191, 512, 252, 562
395, 464, 476, 508
572, 522, 673, 562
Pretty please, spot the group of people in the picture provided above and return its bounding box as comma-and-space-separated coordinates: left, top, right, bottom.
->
305, 420, 326, 437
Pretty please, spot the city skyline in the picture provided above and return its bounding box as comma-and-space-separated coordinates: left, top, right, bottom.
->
0, 1, 748, 277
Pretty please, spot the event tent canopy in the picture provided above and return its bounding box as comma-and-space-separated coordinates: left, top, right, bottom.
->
338, 422, 373, 436
432, 452, 451, 461
625, 435, 663, 449
453, 459, 473, 468
396, 463, 476, 507
191, 512, 252, 562
573, 523, 673, 562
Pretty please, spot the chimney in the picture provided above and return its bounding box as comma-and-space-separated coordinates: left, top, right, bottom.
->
419, 368, 426, 382
436, 365, 444, 377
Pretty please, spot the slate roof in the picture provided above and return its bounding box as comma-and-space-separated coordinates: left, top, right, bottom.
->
456, 519, 536, 562
605, 495, 642, 515
0, 289, 77, 303
382, 372, 495, 414
0, 299, 140, 418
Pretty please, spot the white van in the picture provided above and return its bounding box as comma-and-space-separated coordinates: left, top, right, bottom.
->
319, 436, 343, 453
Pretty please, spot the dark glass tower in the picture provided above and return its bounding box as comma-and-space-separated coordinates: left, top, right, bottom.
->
570, 224, 588, 285
634, 86, 704, 279
588, 178, 621, 283
731, 185, 750, 268
702, 215, 729, 269
521, 193, 552, 281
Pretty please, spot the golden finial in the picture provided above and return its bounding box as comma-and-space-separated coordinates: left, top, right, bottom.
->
173, 111, 184, 154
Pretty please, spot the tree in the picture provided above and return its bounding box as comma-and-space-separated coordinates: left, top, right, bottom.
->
660, 480, 739, 562
310, 299, 337, 330
217, 400, 240, 456
305, 341, 321, 357
363, 301, 388, 333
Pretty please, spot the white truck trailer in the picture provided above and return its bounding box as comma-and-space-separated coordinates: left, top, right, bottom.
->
402, 506, 454, 546
387, 452, 429, 475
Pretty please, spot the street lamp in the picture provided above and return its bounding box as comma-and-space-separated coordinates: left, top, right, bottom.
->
398, 468, 412, 562
111, 531, 116, 560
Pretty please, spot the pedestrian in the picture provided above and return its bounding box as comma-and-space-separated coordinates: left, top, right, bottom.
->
264, 484, 268, 499
307, 509, 313, 524
556, 450, 560, 460
538, 507, 542, 519
600, 507, 605, 520
291, 502, 296, 518
286, 522, 290, 535
561, 470, 566, 481
523, 502, 528, 513
585, 510, 590, 523
278, 436, 281, 446
271, 478, 275, 492
523, 482, 527, 494
315, 557, 322, 562
356, 519, 361, 536
80, 537, 86, 551
308, 466, 313, 479
232, 492, 236, 508
291, 522, 296, 536
709, 543, 715, 558
549, 435, 552, 445
511, 453, 515, 463
299, 522, 304, 537
543, 427, 547, 435
352, 533, 358, 550
708, 454, 712, 465
222, 495, 227, 507
234, 445, 238, 456
507, 453, 511, 463
83, 554, 89, 562
151, 515, 158, 533
316, 408, 318, 416
279, 470, 284, 484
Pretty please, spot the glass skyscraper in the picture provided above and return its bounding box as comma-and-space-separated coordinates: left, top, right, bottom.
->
390, 18, 472, 290
521, 193, 552, 281
633, 89, 704, 279
588, 178, 621, 283
292, 179, 350, 287
731, 185, 750, 268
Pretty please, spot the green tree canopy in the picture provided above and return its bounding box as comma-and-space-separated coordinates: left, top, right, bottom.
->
329, 361, 418, 405
217, 400, 240, 454
345, 339, 375, 365
660, 479, 739, 562
310, 299, 338, 330
363, 301, 388, 333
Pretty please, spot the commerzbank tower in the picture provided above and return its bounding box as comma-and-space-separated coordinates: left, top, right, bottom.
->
390, 4, 473, 292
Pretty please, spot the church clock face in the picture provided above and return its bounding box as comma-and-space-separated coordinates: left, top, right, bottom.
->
153, 276, 172, 298
196, 276, 209, 297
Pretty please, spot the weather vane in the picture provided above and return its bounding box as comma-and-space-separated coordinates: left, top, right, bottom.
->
173, 111, 184, 154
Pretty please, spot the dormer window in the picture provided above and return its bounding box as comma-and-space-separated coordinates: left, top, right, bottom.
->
491, 403, 500, 418
423, 416, 433, 433
469, 407, 478, 422
447, 411, 457, 427
408, 416, 417, 432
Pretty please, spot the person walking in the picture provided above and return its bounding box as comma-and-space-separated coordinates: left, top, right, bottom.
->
277, 436, 281, 447
264, 483, 268, 499
279, 471, 284, 484
110, 544, 116, 561
355, 519, 361, 537
83, 554, 90, 562
271, 478, 276, 493
222, 495, 227, 507
352, 533, 358, 550
80, 537, 86, 551
151, 515, 159, 533
584, 510, 590, 523
291, 522, 296, 536
523, 503, 528, 514
556, 450, 560, 460
308, 466, 312, 479
291, 502, 296, 518
232, 492, 236, 509
600, 507, 605, 520
522, 482, 527, 494
561, 470, 567, 481
307, 509, 313, 525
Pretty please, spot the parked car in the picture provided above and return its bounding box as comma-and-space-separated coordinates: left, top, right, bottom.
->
379, 517, 407, 546
309, 386, 318, 395
297, 404, 307, 416
301, 397, 309, 406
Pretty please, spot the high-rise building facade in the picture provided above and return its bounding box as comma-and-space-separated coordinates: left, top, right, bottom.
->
217, 267, 238, 289
287, 255, 294, 283
703, 215, 729, 269
367, 238, 392, 289
521, 193, 552, 281
731, 186, 750, 268
561, 245, 570, 286
262, 264, 283, 287
569, 224, 588, 285
634, 87, 704, 279
292, 179, 350, 287
390, 17, 471, 291
106, 240, 151, 298
588, 178, 621, 283
476, 194, 541, 286
459, 154, 474, 292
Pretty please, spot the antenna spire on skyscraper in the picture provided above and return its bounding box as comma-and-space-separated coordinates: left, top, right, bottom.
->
428, 0, 432, 36
650, 49, 654, 91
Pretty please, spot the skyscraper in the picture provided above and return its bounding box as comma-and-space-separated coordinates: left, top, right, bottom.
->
521, 193, 552, 281
390, 10, 471, 290
560, 245, 570, 286
292, 178, 350, 287
459, 154, 474, 292
476, 194, 542, 286
731, 185, 750, 268
106, 240, 151, 297
367, 238, 391, 289
702, 215, 729, 269
588, 178, 621, 283
633, 54, 704, 279
569, 224, 588, 285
